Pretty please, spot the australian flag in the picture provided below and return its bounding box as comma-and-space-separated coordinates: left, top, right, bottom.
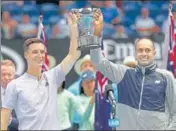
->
94, 39, 112, 130
167, 4, 176, 78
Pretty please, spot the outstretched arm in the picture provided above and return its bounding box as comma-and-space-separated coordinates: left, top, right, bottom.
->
90, 9, 128, 84
60, 12, 81, 75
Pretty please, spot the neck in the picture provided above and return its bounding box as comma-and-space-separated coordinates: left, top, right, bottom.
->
85, 92, 93, 97
27, 65, 42, 80
138, 61, 154, 68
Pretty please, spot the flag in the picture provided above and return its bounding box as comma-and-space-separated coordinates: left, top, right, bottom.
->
167, 4, 176, 78
37, 15, 49, 71
94, 39, 112, 130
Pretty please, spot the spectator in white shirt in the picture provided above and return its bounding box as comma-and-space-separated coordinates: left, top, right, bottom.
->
1, 60, 16, 103
135, 7, 160, 37
17, 14, 37, 38
1, 59, 19, 131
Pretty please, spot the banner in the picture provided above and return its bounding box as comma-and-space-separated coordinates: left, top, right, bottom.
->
1, 38, 164, 87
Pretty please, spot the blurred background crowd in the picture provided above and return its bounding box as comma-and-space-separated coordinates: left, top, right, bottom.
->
1, 0, 174, 40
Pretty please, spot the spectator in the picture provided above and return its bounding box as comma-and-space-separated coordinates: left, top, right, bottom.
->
52, 6, 70, 39
57, 80, 94, 130
101, 1, 121, 25
135, 7, 160, 37
77, 70, 96, 130
68, 54, 95, 96
112, 25, 128, 39
16, 14, 37, 38
67, 54, 95, 129
52, 18, 69, 39
1, 60, 19, 131
1, 60, 16, 106
100, 1, 121, 37
1, 11, 18, 39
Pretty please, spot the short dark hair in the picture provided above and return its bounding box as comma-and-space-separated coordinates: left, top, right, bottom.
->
23, 38, 44, 52
135, 37, 155, 50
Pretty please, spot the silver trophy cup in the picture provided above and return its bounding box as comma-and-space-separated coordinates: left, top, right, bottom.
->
71, 8, 102, 51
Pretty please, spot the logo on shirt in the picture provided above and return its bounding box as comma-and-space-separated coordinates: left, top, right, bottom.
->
155, 80, 161, 84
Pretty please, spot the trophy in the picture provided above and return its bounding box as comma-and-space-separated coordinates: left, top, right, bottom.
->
71, 8, 102, 51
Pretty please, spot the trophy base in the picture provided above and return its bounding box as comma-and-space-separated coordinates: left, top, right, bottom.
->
77, 44, 101, 51
77, 35, 102, 51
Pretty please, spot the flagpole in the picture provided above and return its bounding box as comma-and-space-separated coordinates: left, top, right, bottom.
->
37, 15, 43, 39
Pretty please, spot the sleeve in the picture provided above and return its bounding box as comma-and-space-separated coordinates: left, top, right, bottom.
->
45, 65, 65, 86
2, 82, 18, 110
165, 72, 176, 130
90, 48, 129, 84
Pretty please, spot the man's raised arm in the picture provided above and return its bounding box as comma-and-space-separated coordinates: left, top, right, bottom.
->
60, 12, 81, 75
90, 9, 128, 84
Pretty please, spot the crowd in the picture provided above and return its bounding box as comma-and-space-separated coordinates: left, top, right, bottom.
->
1, 0, 173, 40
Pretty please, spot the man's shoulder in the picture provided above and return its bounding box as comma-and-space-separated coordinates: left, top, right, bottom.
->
8, 74, 25, 86
44, 65, 64, 78
156, 68, 173, 76
155, 68, 174, 80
